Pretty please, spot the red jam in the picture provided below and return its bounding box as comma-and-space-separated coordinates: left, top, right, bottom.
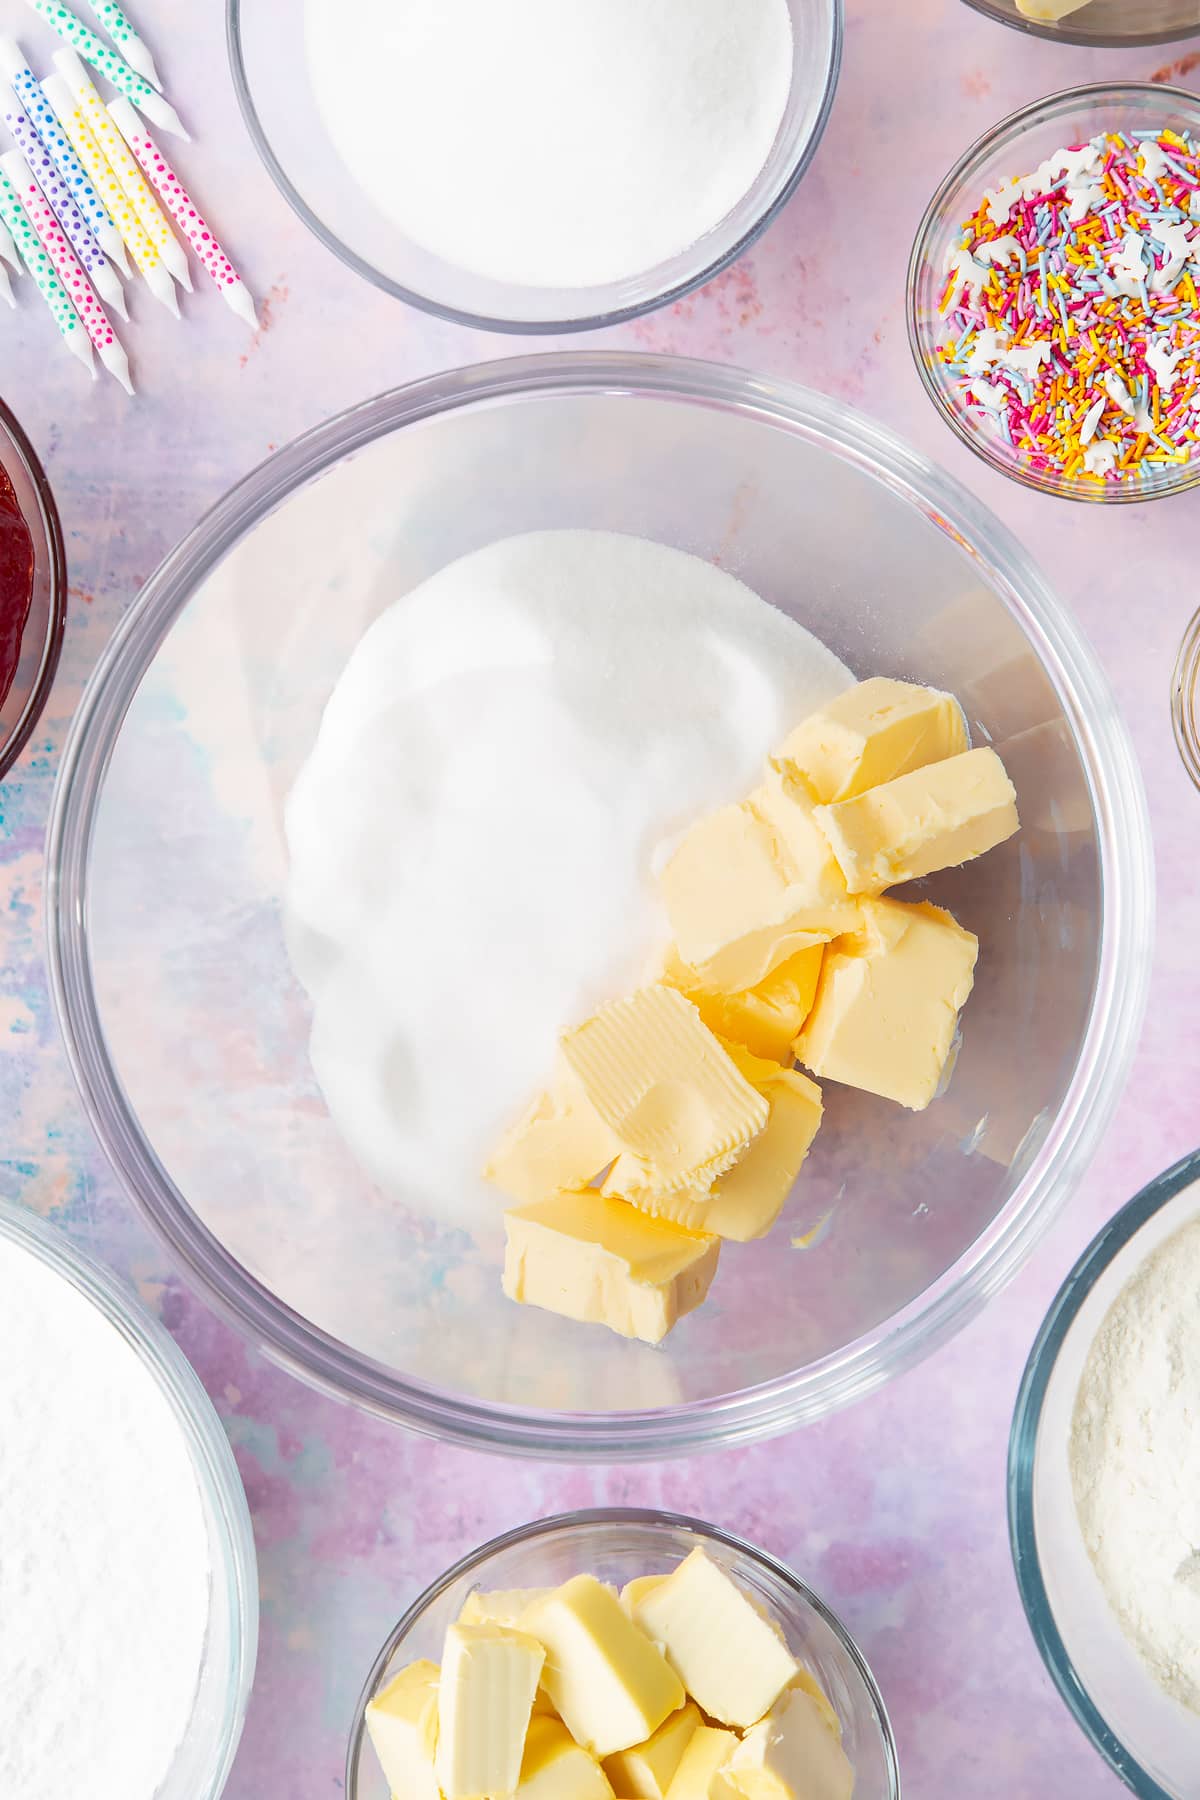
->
0, 463, 34, 713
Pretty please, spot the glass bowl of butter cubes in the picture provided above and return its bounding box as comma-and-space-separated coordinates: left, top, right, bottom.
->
46, 352, 1152, 1458
960, 0, 1200, 47
347, 1510, 899, 1800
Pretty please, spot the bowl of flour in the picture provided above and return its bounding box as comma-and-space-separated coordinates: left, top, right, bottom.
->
229, 0, 841, 329
1010, 1148, 1200, 1799
0, 1201, 257, 1800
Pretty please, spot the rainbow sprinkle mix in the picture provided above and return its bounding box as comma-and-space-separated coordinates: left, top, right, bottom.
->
939, 130, 1200, 488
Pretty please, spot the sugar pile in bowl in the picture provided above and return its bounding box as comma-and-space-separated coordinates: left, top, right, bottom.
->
284, 530, 852, 1233
303, 0, 794, 289
0, 1233, 210, 1800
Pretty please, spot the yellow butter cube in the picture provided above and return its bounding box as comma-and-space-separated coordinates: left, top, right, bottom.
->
795, 897, 978, 1111
814, 746, 1018, 895
459, 1587, 554, 1629
620, 1574, 668, 1617
436, 1623, 544, 1800
503, 1192, 720, 1344
659, 803, 854, 994
364, 1659, 441, 1800
558, 986, 768, 1197
603, 1701, 703, 1800
485, 1088, 620, 1206
629, 1548, 798, 1728
521, 1574, 685, 1758
726, 1687, 853, 1800
659, 944, 824, 1066
622, 1054, 822, 1243
1017, 0, 1090, 17
789, 1670, 842, 1743
663, 1725, 740, 1800
773, 676, 968, 804
516, 1716, 616, 1800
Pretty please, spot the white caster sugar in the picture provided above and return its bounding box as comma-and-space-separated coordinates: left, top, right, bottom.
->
0, 1234, 210, 1800
304, 0, 794, 290
284, 530, 851, 1234
1070, 1214, 1200, 1712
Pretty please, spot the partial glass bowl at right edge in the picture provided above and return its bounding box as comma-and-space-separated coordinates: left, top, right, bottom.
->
961, 0, 1200, 47
1009, 1150, 1200, 1800
908, 83, 1200, 504
346, 1511, 900, 1800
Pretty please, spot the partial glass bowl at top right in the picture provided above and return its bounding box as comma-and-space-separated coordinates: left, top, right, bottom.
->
961, 0, 1200, 47
908, 83, 1200, 504
1009, 1149, 1200, 1799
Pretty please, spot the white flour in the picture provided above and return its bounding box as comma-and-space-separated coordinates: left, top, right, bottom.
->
304, 0, 794, 289
284, 530, 851, 1232
1070, 1212, 1200, 1712
0, 1232, 211, 1800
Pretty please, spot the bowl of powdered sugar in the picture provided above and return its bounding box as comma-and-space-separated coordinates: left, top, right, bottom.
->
0, 1201, 257, 1800
1010, 1148, 1200, 1798
228, 0, 841, 330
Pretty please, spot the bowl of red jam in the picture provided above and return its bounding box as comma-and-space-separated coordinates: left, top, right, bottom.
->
0, 397, 65, 780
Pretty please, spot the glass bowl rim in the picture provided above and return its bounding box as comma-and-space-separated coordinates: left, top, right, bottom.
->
224, 0, 843, 334
958, 0, 1200, 49
44, 349, 1154, 1460
344, 1505, 901, 1800
0, 392, 67, 780
906, 80, 1200, 506
0, 1195, 259, 1800
1007, 1146, 1200, 1800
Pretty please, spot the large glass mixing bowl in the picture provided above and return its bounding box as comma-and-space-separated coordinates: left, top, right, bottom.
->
46, 353, 1153, 1458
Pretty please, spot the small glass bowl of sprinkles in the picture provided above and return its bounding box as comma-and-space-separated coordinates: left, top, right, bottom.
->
909, 84, 1200, 503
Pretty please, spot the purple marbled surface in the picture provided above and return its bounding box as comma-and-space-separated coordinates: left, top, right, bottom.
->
1, 1, 1199, 1795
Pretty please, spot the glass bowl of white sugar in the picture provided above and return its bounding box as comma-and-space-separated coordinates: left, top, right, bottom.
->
47, 351, 1152, 1458
227, 0, 841, 331
1009, 1149, 1200, 1799
345, 1509, 900, 1800
0, 1200, 257, 1800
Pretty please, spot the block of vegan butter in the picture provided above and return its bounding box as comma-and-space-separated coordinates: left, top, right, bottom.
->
660, 943, 824, 1066
603, 1701, 703, 1800
621, 1574, 668, 1616
814, 746, 1018, 895
436, 1623, 545, 1800
460, 1587, 554, 1629
517, 1716, 616, 1800
627, 1055, 822, 1243
558, 986, 768, 1197
485, 1087, 620, 1206
364, 1659, 441, 1800
773, 677, 968, 805
1017, 0, 1090, 17
520, 1573, 685, 1758
630, 1548, 799, 1728
789, 1669, 842, 1742
659, 803, 854, 994
795, 898, 978, 1111
726, 1687, 853, 1800
663, 1724, 740, 1800
503, 1192, 720, 1344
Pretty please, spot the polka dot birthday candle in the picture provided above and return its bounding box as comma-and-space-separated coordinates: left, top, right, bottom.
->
41, 69, 178, 316
55, 47, 189, 290
1, 145, 132, 390
107, 96, 257, 327
0, 33, 131, 273
2, 92, 128, 317
84, 0, 161, 92
23, 0, 187, 139
0, 155, 93, 372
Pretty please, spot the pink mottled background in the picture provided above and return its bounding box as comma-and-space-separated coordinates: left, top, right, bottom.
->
2, 2, 1199, 1796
